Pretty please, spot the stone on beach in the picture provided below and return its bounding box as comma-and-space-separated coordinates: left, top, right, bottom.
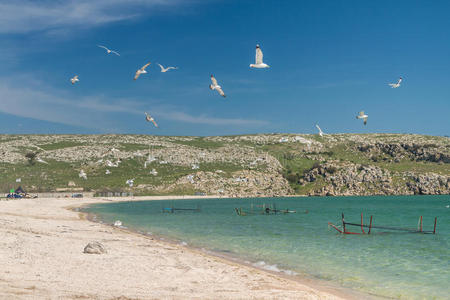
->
83, 241, 107, 254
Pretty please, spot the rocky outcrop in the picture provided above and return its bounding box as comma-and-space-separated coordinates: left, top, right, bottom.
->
406, 173, 449, 195
0, 134, 448, 197
357, 142, 450, 164
299, 162, 449, 196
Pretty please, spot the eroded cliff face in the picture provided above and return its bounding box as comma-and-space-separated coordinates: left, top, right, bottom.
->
0, 134, 448, 197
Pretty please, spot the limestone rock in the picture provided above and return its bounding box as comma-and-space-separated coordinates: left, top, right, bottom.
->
83, 241, 107, 254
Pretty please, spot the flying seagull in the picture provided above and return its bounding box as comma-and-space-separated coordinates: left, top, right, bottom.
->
316, 124, 324, 137
145, 112, 158, 127
356, 111, 368, 125
209, 75, 226, 97
250, 44, 270, 69
126, 178, 135, 187
388, 77, 402, 88
70, 75, 79, 85
157, 64, 178, 73
134, 62, 151, 80
79, 170, 87, 180
97, 45, 120, 56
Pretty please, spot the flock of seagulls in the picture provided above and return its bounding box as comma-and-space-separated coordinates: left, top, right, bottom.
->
70, 44, 403, 131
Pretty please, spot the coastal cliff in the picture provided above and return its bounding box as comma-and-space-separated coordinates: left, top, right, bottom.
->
0, 134, 448, 197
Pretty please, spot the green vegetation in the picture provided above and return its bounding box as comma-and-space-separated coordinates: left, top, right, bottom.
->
38, 141, 86, 151
0, 134, 448, 196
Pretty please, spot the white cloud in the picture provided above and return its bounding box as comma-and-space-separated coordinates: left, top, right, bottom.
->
0, 81, 268, 131
0, 0, 190, 34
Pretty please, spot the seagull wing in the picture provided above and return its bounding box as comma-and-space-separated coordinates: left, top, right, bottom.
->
157, 64, 164, 71
110, 50, 120, 56
255, 45, 263, 64
388, 83, 396, 87
316, 124, 322, 133
397, 77, 402, 84
97, 45, 109, 52
134, 71, 141, 80
363, 117, 367, 125
151, 119, 159, 127
359, 111, 364, 116
210, 75, 218, 86
141, 62, 151, 71
216, 87, 226, 97
167, 67, 177, 70
73, 75, 78, 80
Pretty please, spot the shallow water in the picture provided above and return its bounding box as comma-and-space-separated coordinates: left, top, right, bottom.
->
84, 195, 450, 299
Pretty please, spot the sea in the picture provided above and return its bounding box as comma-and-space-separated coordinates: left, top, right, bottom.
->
83, 195, 450, 299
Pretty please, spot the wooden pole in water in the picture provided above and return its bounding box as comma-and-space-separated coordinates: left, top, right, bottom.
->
360, 213, 366, 234
420, 216, 423, 232
342, 213, 346, 234
433, 217, 437, 234
368, 216, 373, 234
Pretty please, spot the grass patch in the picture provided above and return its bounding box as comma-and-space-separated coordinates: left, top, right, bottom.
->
38, 141, 86, 151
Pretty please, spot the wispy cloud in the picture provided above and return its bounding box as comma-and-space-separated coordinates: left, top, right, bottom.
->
0, 0, 192, 34
0, 79, 268, 132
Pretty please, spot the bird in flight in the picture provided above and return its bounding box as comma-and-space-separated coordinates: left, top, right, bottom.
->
250, 44, 270, 69
134, 62, 151, 80
316, 124, 324, 137
70, 75, 79, 85
209, 75, 226, 97
97, 45, 120, 56
145, 112, 159, 127
388, 77, 402, 88
356, 111, 368, 125
157, 64, 178, 73
126, 178, 135, 187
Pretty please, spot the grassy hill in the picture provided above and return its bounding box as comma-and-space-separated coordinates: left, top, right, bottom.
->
0, 134, 448, 197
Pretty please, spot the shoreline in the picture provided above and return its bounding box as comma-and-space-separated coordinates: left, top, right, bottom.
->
78, 196, 377, 300
0, 195, 372, 299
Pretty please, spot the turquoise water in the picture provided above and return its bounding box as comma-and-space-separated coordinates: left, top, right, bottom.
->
84, 195, 450, 299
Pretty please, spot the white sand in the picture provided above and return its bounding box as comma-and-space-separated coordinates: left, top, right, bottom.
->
0, 196, 353, 299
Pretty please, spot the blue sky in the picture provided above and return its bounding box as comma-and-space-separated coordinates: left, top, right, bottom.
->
0, 0, 449, 136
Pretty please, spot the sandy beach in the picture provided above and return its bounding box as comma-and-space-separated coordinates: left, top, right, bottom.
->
0, 196, 353, 299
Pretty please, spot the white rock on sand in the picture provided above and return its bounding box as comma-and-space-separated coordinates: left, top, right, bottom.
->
0, 196, 351, 299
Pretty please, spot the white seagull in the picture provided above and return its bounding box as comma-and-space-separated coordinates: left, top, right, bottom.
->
126, 178, 135, 187
97, 45, 120, 56
209, 75, 226, 97
134, 62, 151, 80
70, 75, 79, 85
113, 220, 122, 227
316, 124, 324, 137
105, 169, 111, 175
250, 44, 270, 69
388, 77, 402, 88
157, 64, 178, 73
356, 111, 368, 125
79, 170, 87, 180
145, 112, 158, 127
